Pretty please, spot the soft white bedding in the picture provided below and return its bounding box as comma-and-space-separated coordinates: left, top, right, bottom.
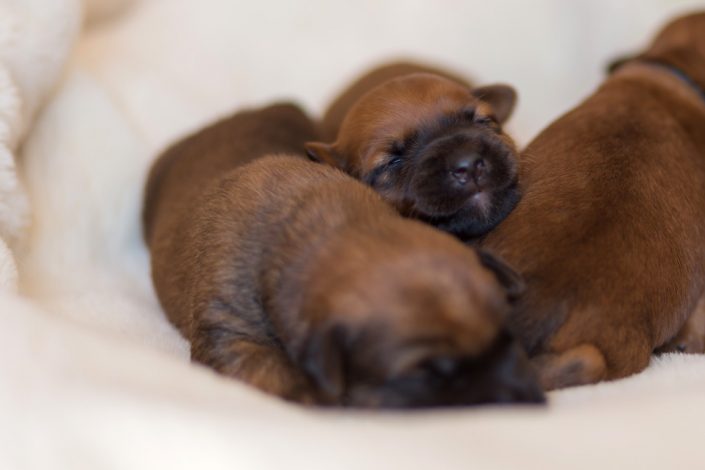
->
6, 0, 705, 468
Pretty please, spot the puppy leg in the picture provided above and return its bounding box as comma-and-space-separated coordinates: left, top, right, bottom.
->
532, 344, 607, 390
191, 311, 316, 404
193, 336, 316, 404
657, 295, 705, 354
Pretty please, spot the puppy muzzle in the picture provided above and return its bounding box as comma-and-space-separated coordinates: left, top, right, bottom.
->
409, 129, 516, 217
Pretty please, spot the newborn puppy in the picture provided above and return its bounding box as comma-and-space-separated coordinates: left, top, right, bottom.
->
306, 72, 520, 240
144, 103, 544, 407
320, 60, 473, 141
483, 12, 705, 389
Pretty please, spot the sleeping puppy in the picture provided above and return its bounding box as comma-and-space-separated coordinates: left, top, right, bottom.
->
483, 12, 705, 389
144, 103, 544, 407
319, 60, 473, 141
306, 72, 520, 240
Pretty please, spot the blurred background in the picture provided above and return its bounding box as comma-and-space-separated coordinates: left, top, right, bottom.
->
80, 0, 705, 151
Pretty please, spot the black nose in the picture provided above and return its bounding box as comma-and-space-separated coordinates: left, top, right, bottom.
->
450, 156, 487, 187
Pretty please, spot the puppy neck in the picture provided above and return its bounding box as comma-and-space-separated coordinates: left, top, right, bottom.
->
612, 60, 705, 109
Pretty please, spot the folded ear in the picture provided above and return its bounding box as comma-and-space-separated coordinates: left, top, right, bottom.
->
477, 248, 525, 302
606, 53, 637, 74
300, 322, 347, 404
472, 84, 517, 124
305, 141, 341, 168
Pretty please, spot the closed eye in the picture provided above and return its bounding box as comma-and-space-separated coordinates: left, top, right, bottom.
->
364, 154, 402, 186
386, 156, 404, 168
475, 116, 497, 124
383, 140, 407, 171
475, 114, 498, 126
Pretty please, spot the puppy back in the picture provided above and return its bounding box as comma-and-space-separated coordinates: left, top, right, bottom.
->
143, 103, 318, 244
153, 154, 388, 336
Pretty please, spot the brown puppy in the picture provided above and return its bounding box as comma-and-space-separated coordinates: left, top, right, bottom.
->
144, 103, 544, 407
320, 60, 473, 141
306, 72, 519, 240
483, 12, 705, 389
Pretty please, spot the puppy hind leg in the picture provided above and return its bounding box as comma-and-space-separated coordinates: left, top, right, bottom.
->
532, 344, 607, 391
656, 294, 705, 354
192, 323, 317, 404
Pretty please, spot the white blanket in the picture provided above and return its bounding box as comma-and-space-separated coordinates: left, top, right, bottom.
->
7, 0, 705, 468
0, 0, 82, 290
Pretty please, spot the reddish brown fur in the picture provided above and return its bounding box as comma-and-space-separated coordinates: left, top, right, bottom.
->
321, 73, 495, 177
483, 12, 705, 389
307, 69, 521, 239
320, 60, 473, 141
658, 294, 705, 354
144, 103, 543, 407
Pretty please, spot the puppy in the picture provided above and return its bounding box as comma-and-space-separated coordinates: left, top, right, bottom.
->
144, 103, 544, 407
320, 60, 473, 141
306, 72, 520, 240
483, 12, 705, 389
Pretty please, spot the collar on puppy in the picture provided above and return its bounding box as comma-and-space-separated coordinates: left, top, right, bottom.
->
636, 59, 705, 102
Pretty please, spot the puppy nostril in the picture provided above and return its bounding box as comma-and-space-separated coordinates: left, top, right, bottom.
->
474, 158, 486, 172
450, 158, 473, 184
472, 158, 487, 182
451, 167, 468, 182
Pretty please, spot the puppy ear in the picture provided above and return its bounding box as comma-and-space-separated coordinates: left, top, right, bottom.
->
477, 248, 525, 302
300, 322, 347, 404
305, 142, 341, 167
472, 84, 517, 124
606, 53, 636, 74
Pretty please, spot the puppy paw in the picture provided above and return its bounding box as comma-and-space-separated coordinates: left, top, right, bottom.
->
656, 335, 705, 354
277, 383, 319, 406
532, 344, 607, 390
656, 299, 705, 355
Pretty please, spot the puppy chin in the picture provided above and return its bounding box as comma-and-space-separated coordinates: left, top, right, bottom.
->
470, 191, 493, 215
421, 185, 520, 239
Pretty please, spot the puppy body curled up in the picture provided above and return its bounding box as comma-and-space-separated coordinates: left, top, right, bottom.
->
484, 13, 705, 389
307, 65, 520, 240
144, 103, 544, 408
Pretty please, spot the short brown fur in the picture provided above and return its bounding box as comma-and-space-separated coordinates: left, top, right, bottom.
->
144, 103, 544, 407
658, 293, 705, 354
308, 65, 521, 239
483, 13, 705, 389
319, 60, 473, 141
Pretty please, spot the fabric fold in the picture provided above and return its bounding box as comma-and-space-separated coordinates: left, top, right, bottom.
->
0, 0, 83, 290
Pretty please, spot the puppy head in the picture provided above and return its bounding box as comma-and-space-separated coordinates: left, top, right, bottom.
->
611, 12, 705, 83
306, 73, 520, 239
646, 12, 705, 57
300, 240, 543, 408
